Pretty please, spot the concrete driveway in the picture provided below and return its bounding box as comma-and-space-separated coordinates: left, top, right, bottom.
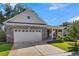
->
9, 41, 65, 56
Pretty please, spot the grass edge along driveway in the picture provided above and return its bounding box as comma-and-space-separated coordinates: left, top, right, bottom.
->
49, 42, 76, 52
0, 42, 12, 56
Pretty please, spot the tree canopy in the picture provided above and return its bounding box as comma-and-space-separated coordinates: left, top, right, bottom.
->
66, 20, 79, 39
0, 3, 26, 24
60, 22, 72, 26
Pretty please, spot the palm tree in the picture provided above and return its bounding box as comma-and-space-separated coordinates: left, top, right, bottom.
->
66, 20, 79, 51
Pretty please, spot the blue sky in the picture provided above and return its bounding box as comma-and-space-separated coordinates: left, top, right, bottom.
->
0, 3, 79, 26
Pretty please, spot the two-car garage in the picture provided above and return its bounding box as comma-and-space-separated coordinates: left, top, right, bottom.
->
13, 29, 42, 43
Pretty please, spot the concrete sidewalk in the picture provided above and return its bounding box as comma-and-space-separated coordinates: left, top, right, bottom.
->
52, 52, 79, 56
50, 52, 72, 56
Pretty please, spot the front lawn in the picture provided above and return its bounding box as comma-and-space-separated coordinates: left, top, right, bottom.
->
50, 42, 79, 52
0, 43, 12, 56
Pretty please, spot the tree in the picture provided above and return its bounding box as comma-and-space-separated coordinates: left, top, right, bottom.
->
66, 20, 79, 51
0, 11, 6, 24
0, 3, 26, 24
11, 4, 26, 17
60, 22, 71, 26
4, 3, 12, 19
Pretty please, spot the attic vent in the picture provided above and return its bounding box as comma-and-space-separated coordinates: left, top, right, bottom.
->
27, 16, 31, 19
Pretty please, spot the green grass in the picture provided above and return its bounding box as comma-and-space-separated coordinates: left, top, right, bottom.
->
0, 43, 12, 56
50, 42, 74, 52
67, 42, 79, 44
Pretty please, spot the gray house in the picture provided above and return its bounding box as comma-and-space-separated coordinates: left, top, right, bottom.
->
3, 8, 65, 43
3, 8, 48, 43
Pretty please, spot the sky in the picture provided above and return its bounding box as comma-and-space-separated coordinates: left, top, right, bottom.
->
0, 3, 79, 26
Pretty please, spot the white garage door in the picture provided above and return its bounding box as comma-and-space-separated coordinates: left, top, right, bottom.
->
13, 29, 42, 42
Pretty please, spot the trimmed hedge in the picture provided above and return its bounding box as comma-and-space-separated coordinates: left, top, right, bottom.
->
0, 30, 6, 42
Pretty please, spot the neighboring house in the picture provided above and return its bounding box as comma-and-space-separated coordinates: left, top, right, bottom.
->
3, 8, 65, 43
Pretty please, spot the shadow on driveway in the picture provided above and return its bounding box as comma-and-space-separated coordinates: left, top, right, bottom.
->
12, 41, 47, 50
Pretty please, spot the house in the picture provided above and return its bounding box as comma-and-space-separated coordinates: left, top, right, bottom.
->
3, 8, 48, 43
3, 8, 65, 43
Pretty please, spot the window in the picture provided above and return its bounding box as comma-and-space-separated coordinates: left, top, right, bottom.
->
26, 30, 28, 32
36, 30, 38, 32
22, 30, 25, 32
29, 30, 31, 32
39, 30, 41, 32
27, 16, 31, 19
15, 30, 17, 32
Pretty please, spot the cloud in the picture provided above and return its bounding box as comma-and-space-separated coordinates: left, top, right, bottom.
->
2, 3, 17, 9
1, 8, 4, 12
69, 16, 79, 22
49, 3, 69, 10
10, 3, 17, 9
44, 18, 57, 25
0, 3, 17, 15
0, 8, 6, 15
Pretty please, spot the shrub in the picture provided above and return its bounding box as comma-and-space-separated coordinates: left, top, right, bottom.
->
0, 30, 6, 42
53, 36, 64, 43
68, 46, 79, 52
63, 36, 74, 41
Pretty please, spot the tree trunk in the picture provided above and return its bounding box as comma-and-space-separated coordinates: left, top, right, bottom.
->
75, 39, 78, 47
74, 39, 78, 52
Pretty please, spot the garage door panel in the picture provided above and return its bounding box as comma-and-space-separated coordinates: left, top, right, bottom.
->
13, 29, 42, 42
